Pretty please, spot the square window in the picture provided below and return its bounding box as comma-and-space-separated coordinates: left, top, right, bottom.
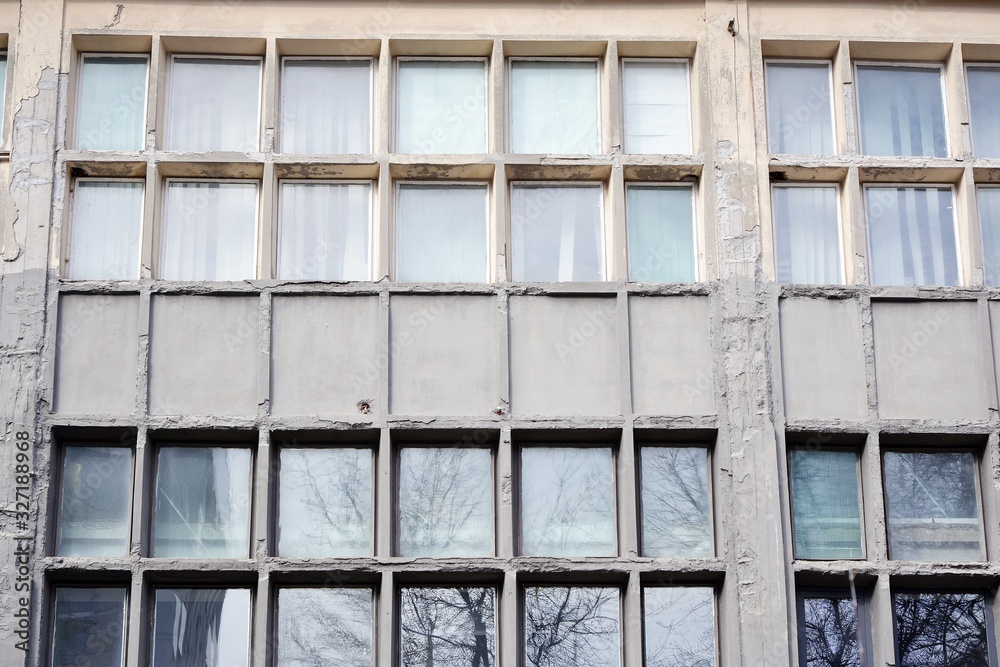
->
524, 586, 619, 667
639, 446, 712, 557
621, 60, 691, 154
160, 180, 258, 281
56, 446, 132, 557
75, 55, 147, 150
643, 587, 716, 667
67, 179, 143, 280
396, 183, 489, 282
511, 183, 604, 282
399, 586, 496, 666
152, 588, 251, 667
396, 59, 487, 154
797, 590, 868, 667
626, 184, 696, 283
152, 447, 252, 558
883, 451, 984, 561
277, 181, 371, 281
856, 64, 947, 157
277, 588, 373, 667
765, 61, 835, 155
978, 187, 1000, 285
894, 592, 991, 667
277, 447, 372, 557
280, 58, 372, 154
789, 448, 863, 560
510, 60, 600, 154
51, 587, 127, 667
165, 56, 261, 152
967, 66, 1000, 158
772, 185, 842, 284
520, 446, 615, 556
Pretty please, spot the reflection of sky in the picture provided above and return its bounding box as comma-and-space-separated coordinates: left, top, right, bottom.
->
218, 590, 251, 667
152, 589, 251, 667
643, 588, 715, 667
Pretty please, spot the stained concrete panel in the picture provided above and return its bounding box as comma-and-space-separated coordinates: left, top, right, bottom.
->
873, 300, 989, 420
149, 295, 258, 416
390, 295, 499, 415
779, 298, 867, 420
271, 296, 380, 416
509, 296, 618, 416
55, 294, 140, 414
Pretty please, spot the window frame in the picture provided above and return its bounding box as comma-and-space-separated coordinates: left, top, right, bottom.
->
64, 176, 146, 281
964, 63, 1000, 159
795, 586, 873, 667
762, 58, 837, 156
619, 57, 693, 155
770, 181, 845, 285
73, 52, 151, 151
624, 181, 699, 283
50, 584, 130, 667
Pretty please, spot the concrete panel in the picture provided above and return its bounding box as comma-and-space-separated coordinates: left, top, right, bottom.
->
629, 296, 714, 416
55, 294, 140, 414
271, 296, 380, 416
509, 296, 618, 416
149, 296, 258, 416
779, 298, 867, 420
390, 295, 499, 415
873, 301, 989, 420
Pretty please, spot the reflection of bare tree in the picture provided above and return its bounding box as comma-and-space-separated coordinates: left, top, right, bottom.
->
399, 587, 496, 667
644, 587, 715, 667
523, 587, 619, 667
895, 593, 988, 667
277, 589, 372, 667
800, 597, 860, 667
641, 448, 711, 557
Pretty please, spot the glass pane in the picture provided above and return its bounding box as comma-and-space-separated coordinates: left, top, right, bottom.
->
399, 587, 496, 667
640, 447, 711, 557
622, 61, 691, 154
511, 185, 603, 282
0, 54, 6, 132
166, 57, 260, 151
68, 181, 143, 280
152, 588, 250, 667
765, 62, 834, 155
153, 447, 251, 558
57, 447, 132, 556
396, 184, 489, 282
397, 60, 487, 153
76, 56, 147, 150
800, 595, 861, 667
278, 448, 372, 557
278, 182, 371, 280
884, 452, 983, 561
52, 588, 126, 667
281, 59, 371, 154
524, 587, 619, 667
857, 65, 947, 157
644, 587, 716, 667
894, 592, 989, 667
277, 588, 373, 667
967, 67, 1000, 158
161, 181, 257, 281
977, 188, 1000, 286
510, 60, 599, 154
627, 185, 696, 283
866, 186, 958, 286
520, 447, 615, 556
789, 449, 863, 559
772, 186, 842, 284
398, 448, 492, 557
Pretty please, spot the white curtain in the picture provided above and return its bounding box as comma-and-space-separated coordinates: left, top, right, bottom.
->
69, 180, 143, 280
765, 61, 834, 155
510, 61, 599, 154
281, 59, 371, 154
772, 186, 841, 284
278, 182, 370, 280
511, 185, 603, 281
622, 61, 691, 154
166, 57, 260, 152
77, 56, 147, 150
857, 65, 946, 157
978, 187, 1000, 285
396, 184, 488, 282
866, 186, 957, 286
397, 60, 487, 154
626, 185, 696, 282
968, 67, 1000, 158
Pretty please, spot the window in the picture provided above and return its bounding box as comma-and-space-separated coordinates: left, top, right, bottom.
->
0, 51, 6, 133
509, 59, 600, 154
797, 590, 868, 667
276, 588, 373, 667
152, 588, 251, 667
56, 446, 132, 556
639, 446, 712, 557
511, 183, 603, 282
621, 60, 691, 154
399, 587, 497, 667
893, 592, 991, 667
856, 64, 947, 157
75, 55, 147, 150
966, 66, 1000, 158
67, 179, 143, 280
643, 587, 716, 667
978, 186, 1000, 285
772, 185, 842, 284
626, 184, 696, 283
165, 56, 261, 152
524, 586, 620, 667
789, 448, 863, 559
765, 61, 835, 155
396, 58, 487, 154
280, 58, 372, 154
51, 587, 127, 667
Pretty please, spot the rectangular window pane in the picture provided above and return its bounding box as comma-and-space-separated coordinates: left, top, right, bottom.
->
894, 592, 989, 667
524, 586, 619, 667
766, 62, 834, 155
278, 448, 372, 557
866, 186, 958, 286
166, 57, 260, 151
277, 588, 373, 667
396, 183, 488, 282
153, 447, 251, 557
281, 59, 371, 154
57, 447, 132, 556
857, 65, 947, 157
644, 587, 716, 667
977, 187, 1000, 285
773, 186, 842, 284
511, 184, 603, 282
799, 594, 862, 667
510, 60, 599, 154
76, 56, 147, 150
520, 447, 615, 556
68, 180, 143, 280
152, 588, 250, 667
967, 67, 1000, 158
278, 182, 371, 280
161, 181, 257, 281
52, 587, 126, 667
400, 587, 496, 667
883, 451, 983, 561
397, 59, 487, 153
789, 449, 863, 559
640, 447, 711, 557
627, 185, 696, 282
0, 54, 6, 133
622, 60, 691, 154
